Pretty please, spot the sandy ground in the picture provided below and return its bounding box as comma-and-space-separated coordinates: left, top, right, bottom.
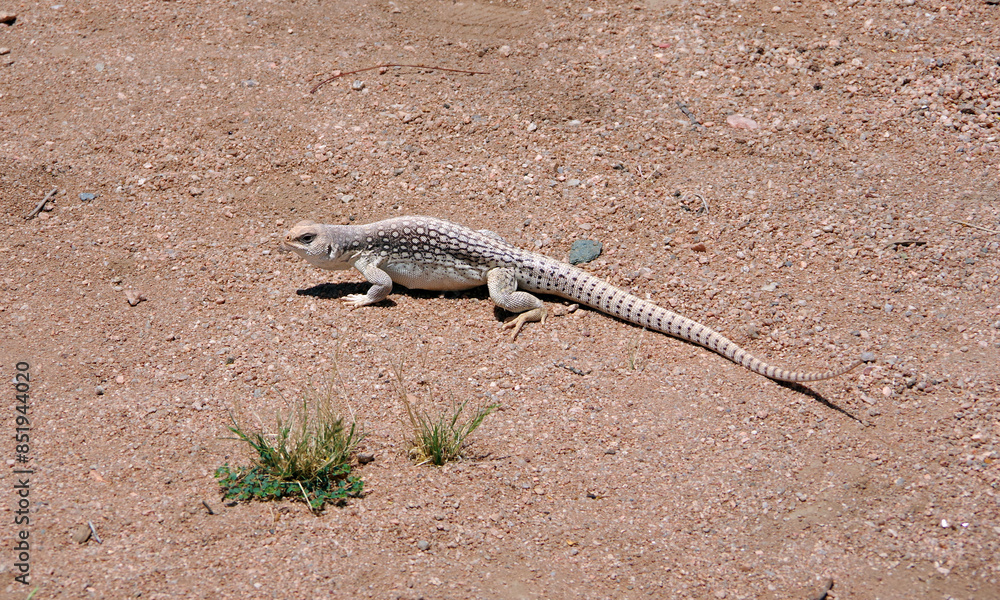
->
2, 0, 999, 598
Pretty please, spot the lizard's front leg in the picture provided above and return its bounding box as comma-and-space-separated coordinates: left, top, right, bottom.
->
487, 268, 547, 339
343, 252, 393, 308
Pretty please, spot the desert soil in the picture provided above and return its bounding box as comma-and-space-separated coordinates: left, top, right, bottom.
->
2, 0, 1000, 598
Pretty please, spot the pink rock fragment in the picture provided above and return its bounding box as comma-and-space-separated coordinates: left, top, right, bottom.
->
726, 115, 759, 130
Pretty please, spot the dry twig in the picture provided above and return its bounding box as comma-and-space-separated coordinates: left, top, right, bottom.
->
311, 64, 488, 94
87, 520, 102, 544
694, 193, 709, 215
679, 192, 710, 215
26, 187, 57, 220
554, 362, 590, 376
676, 101, 704, 130
950, 219, 999, 234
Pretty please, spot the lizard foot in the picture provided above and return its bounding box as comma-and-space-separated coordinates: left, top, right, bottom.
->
502, 307, 547, 339
342, 294, 372, 308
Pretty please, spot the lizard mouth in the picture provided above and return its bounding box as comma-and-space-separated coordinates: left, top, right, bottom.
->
276, 242, 293, 253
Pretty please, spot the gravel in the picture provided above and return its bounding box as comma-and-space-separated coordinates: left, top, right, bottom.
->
1, 0, 998, 598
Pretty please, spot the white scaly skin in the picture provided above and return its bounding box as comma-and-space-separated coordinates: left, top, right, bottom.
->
280, 216, 861, 383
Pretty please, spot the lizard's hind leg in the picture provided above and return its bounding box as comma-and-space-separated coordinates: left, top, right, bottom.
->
487, 268, 547, 339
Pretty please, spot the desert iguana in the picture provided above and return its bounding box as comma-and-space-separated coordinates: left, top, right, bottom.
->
280, 216, 860, 383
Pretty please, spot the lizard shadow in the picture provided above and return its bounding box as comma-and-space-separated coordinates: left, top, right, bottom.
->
774, 379, 865, 423
296, 283, 493, 306
296, 282, 382, 301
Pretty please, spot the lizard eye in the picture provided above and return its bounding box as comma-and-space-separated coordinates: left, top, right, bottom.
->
298, 233, 316, 244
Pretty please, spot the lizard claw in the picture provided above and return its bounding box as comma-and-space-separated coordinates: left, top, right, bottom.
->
342, 294, 371, 308
502, 307, 547, 339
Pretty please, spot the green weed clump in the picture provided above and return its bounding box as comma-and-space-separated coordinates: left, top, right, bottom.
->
392, 360, 498, 466
216, 395, 363, 511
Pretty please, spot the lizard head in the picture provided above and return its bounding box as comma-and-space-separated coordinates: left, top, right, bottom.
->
279, 220, 353, 270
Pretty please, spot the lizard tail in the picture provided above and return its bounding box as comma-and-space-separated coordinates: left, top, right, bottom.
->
644, 300, 861, 382
639, 298, 861, 382
543, 268, 861, 382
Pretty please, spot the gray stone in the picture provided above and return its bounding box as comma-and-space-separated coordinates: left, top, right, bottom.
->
569, 239, 602, 264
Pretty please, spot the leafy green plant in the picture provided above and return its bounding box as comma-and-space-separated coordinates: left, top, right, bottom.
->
391, 360, 498, 466
216, 393, 364, 511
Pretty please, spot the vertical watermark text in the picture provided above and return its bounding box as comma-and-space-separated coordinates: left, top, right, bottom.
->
12, 361, 33, 586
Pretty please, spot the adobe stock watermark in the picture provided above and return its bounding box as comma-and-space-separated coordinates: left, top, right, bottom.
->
11, 361, 33, 586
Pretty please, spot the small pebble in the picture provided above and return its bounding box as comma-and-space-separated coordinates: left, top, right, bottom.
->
761, 282, 778, 292
417, 540, 430, 551
357, 452, 375, 465
242, 79, 258, 88
125, 289, 145, 306
351, 80, 365, 91
71, 523, 92, 544
860, 352, 876, 362
80, 192, 96, 201
0, 12, 16, 25
95, 385, 105, 396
